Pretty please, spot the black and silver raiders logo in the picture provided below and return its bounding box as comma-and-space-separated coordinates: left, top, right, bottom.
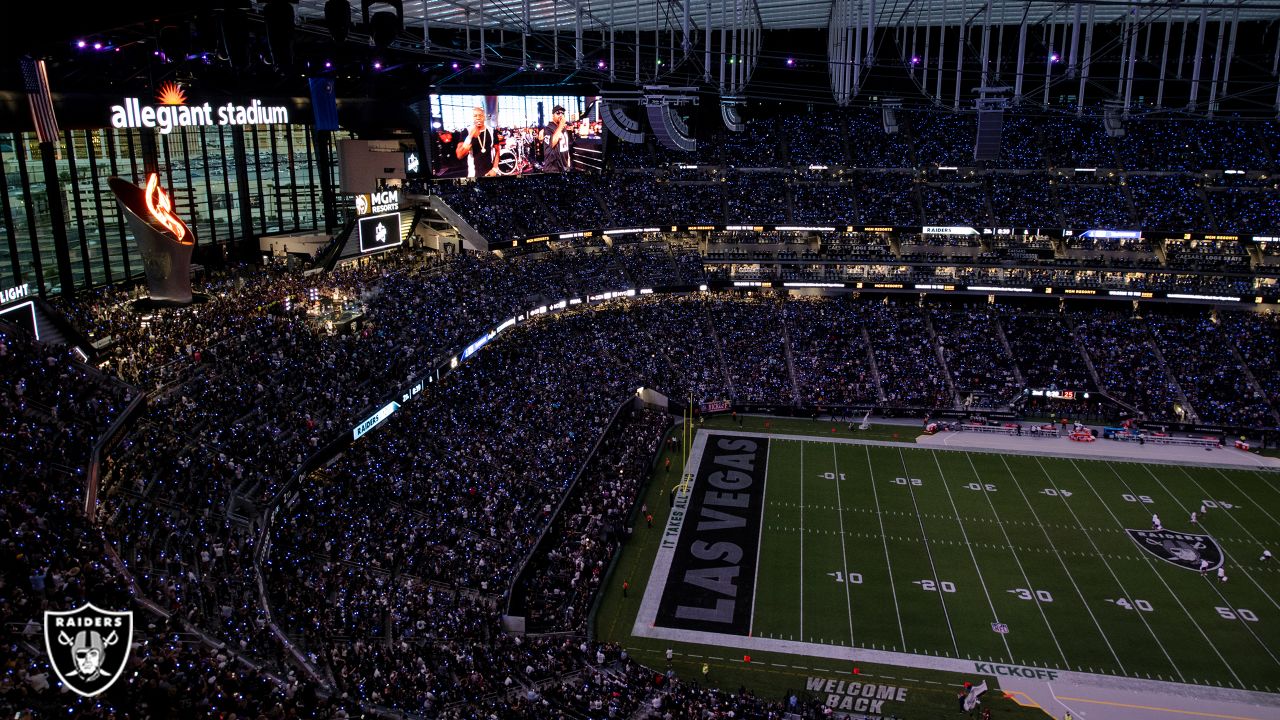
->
1126, 529, 1224, 572
43, 603, 133, 697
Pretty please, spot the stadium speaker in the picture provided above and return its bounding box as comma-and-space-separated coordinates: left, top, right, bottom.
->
602, 101, 645, 143
218, 6, 252, 70
881, 106, 900, 135
646, 104, 696, 152
973, 109, 1004, 162
1103, 105, 1126, 137
264, 0, 297, 69
362, 0, 403, 50
325, 0, 352, 43
721, 103, 745, 133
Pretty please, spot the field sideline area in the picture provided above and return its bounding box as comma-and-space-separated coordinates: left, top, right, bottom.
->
599, 417, 1280, 719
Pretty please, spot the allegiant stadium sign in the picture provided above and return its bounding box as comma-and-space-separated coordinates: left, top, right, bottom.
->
109, 98, 290, 134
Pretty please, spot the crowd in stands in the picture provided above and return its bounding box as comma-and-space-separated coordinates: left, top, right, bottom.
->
784, 296, 881, 408
8, 232, 1280, 716
930, 307, 1021, 408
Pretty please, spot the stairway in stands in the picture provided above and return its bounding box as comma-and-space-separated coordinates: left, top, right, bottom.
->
779, 305, 803, 407
1143, 327, 1200, 424
922, 312, 963, 409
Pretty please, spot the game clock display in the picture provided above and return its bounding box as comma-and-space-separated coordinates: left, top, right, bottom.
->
358, 212, 402, 254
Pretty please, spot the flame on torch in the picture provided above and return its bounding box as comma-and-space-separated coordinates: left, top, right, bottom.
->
145, 173, 186, 240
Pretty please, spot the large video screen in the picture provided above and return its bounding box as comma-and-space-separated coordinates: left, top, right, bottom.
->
427, 94, 602, 179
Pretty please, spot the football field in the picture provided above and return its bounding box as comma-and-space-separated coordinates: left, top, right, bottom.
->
638, 430, 1280, 696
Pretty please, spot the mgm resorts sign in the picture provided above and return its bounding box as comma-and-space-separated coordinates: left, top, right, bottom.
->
110, 83, 289, 135
355, 189, 400, 216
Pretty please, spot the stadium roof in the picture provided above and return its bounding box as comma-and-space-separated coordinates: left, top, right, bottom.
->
292, 0, 1280, 33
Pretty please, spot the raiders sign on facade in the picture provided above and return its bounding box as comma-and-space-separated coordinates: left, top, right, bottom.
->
44, 603, 133, 697
1126, 529, 1224, 572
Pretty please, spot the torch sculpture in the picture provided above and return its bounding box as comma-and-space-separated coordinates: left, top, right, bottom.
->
108, 174, 195, 305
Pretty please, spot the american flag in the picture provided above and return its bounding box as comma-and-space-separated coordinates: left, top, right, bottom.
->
20, 56, 60, 144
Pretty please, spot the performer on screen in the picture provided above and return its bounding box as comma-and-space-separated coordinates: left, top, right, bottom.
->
542, 105, 571, 173
455, 107, 498, 178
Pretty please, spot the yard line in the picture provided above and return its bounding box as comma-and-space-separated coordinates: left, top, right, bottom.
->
1212, 468, 1280, 532
1060, 458, 1238, 686
929, 451, 1014, 662
896, 448, 959, 658
748, 438, 772, 639
1151, 465, 1280, 614
830, 444, 856, 648
864, 445, 907, 651
999, 455, 1126, 672
799, 441, 805, 641
1155, 466, 1280, 629
957, 454, 1069, 668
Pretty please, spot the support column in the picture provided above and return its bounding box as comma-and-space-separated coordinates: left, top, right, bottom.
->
1123, 5, 1139, 115
936, 0, 947, 102
954, 0, 966, 109
574, 0, 583, 68
232, 127, 259, 253
922, 21, 932, 93
38, 142, 75, 295
1043, 21, 1056, 106
705, 0, 712, 82
1206, 16, 1227, 115
1273, 22, 1280, 77
1076, 4, 1094, 114
1219, 4, 1240, 99
995, 12, 1005, 81
854, 0, 864, 94
1188, 7, 1207, 110
979, 0, 991, 88
718, 0, 726, 90
1014, 8, 1028, 101
1157, 19, 1171, 107
1067, 2, 1082, 77
866, 0, 876, 67
1177, 13, 1189, 79
683, 0, 691, 56
1115, 8, 1128, 96
637, 0, 643, 85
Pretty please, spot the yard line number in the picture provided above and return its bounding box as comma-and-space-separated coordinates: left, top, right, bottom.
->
893, 477, 923, 486
1216, 607, 1260, 622
1008, 588, 1055, 602
914, 579, 957, 593
1107, 598, 1155, 612
828, 571, 863, 584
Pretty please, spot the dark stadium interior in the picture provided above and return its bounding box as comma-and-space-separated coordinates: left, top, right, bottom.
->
3, 0, 1280, 717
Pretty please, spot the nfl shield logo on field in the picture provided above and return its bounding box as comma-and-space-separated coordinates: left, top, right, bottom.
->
43, 603, 133, 697
1126, 529, 1224, 572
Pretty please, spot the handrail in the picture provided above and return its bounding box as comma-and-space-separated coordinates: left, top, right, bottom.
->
318, 218, 357, 272
85, 391, 147, 521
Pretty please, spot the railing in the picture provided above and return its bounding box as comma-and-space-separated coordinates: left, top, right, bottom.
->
84, 391, 146, 521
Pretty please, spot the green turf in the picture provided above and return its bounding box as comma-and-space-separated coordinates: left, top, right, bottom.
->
754, 438, 1280, 690
596, 427, 1280, 717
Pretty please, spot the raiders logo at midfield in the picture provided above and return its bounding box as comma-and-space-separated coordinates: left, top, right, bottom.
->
43, 603, 133, 697
1126, 529, 1224, 572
